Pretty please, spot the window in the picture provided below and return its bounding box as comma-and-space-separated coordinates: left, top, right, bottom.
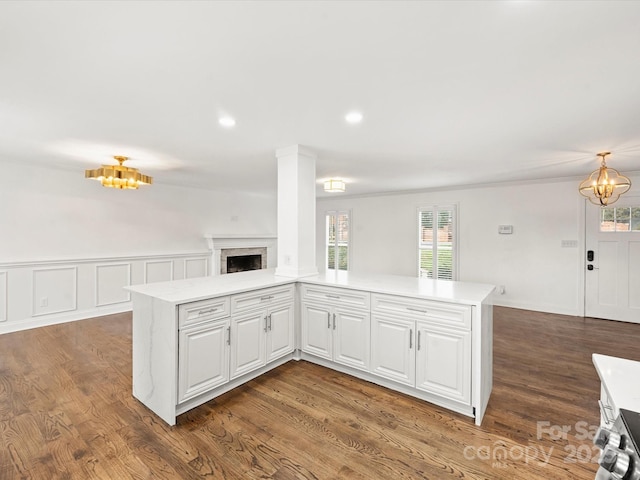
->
418, 204, 457, 280
600, 206, 640, 232
326, 211, 350, 271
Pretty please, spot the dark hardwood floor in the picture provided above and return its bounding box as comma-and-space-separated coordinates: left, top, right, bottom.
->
1, 307, 639, 479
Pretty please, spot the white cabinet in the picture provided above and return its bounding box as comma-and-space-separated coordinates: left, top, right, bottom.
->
266, 302, 296, 362
177, 297, 232, 404
230, 309, 266, 379
415, 321, 470, 404
230, 285, 295, 379
371, 314, 415, 386
178, 318, 230, 404
300, 285, 370, 372
370, 293, 472, 406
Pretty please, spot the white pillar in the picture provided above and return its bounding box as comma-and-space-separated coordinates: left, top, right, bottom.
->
274, 145, 318, 278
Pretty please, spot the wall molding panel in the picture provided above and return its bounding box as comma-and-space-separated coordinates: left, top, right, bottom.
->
0, 271, 7, 322
144, 260, 174, 284
96, 263, 131, 307
184, 257, 208, 279
32, 266, 78, 317
0, 252, 209, 335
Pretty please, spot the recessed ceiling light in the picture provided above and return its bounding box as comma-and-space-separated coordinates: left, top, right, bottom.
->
345, 111, 363, 124
219, 116, 236, 128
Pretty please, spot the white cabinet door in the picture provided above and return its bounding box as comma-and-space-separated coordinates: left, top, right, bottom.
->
371, 314, 415, 386
266, 303, 295, 363
230, 310, 266, 379
333, 308, 370, 371
301, 302, 332, 360
415, 322, 471, 404
178, 319, 230, 404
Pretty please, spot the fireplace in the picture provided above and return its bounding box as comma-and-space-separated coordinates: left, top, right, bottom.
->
204, 235, 276, 276
226, 254, 261, 273
221, 247, 267, 274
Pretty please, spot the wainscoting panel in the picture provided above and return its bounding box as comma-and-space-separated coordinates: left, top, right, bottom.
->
0, 252, 209, 334
96, 263, 131, 307
32, 266, 78, 317
0, 271, 7, 322
184, 257, 208, 279
145, 260, 174, 284
629, 241, 640, 309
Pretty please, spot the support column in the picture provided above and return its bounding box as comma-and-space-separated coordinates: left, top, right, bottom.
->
274, 145, 318, 278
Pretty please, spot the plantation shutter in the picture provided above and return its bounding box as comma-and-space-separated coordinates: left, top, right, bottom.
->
418, 205, 456, 280
326, 211, 350, 271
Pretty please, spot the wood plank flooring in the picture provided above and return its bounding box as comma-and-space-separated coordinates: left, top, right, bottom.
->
1, 307, 639, 479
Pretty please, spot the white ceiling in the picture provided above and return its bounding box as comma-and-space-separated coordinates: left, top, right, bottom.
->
2, 1, 640, 197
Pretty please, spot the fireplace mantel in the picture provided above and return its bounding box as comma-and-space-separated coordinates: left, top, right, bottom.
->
204, 234, 277, 276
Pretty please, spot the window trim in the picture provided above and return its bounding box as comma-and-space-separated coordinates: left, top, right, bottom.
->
416, 203, 459, 280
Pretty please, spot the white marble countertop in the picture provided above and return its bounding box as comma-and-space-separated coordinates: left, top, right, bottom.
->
126, 268, 495, 306
302, 270, 495, 306
593, 353, 640, 413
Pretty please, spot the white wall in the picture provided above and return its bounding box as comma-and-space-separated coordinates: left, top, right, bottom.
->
316, 178, 633, 316
0, 161, 276, 262
0, 161, 277, 332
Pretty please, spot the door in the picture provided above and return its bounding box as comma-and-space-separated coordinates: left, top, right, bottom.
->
585, 196, 640, 323
178, 319, 230, 403
370, 314, 415, 386
300, 302, 332, 359
415, 322, 470, 404
333, 307, 370, 371
266, 303, 295, 362
230, 310, 266, 379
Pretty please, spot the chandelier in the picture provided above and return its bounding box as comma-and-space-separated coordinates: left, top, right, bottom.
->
324, 179, 346, 193
578, 152, 631, 206
85, 156, 153, 189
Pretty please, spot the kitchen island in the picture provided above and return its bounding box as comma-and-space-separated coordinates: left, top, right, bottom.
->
127, 269, 495, 426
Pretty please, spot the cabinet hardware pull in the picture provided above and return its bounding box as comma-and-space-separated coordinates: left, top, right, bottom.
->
598, 400, 615, 425
407, 307, 427, 314
327, 312, 331, 328
226, 326, 231, 345
260, 295, 274, 301
268, 314, 272, 331
417, 331, 421, 350
264, 315, 269, 332
326, 294, 341, 299
198, 307, 218, 315
332, 313, 336, 330
409, 329, 413, 349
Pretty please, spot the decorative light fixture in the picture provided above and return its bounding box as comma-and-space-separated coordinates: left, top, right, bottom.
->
345, 111, 363, 124
324, 179, 346, 193
85, 156, 153, 189
579, 152, 631, 206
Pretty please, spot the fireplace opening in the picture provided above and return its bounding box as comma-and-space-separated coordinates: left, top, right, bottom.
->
227, 254, 262, 274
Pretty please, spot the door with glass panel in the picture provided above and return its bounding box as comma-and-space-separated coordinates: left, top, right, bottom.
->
584, 196, 640, 323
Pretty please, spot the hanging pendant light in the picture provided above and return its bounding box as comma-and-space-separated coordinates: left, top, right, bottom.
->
85, 156, 153, 189
579, 152, 631, 206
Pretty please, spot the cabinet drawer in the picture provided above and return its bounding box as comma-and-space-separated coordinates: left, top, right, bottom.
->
231, 284, 295, 313
300, 284, 370, 310
179, 296, 230, 328
372, 293, 471, 330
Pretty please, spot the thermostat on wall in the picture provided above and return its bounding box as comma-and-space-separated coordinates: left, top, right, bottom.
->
498, 225, 513, 235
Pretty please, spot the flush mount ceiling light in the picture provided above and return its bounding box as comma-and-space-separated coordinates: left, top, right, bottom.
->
219, 116, 236, 127
345, 111, 363, 124
579, 152, 631, 206
324, 179, 346, 193
85, 155, 153, 189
